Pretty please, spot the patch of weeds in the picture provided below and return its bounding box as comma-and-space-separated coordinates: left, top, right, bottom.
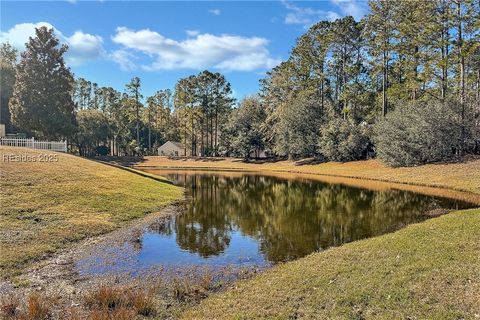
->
85, 285, 124, 310
87, 307, 137, 320
65, 307, 82, 320
12, 277, 31, 288
84, 284, 157, 318
171, 276, 208, 302
171, 277, 192, 301
125, 289, 156, 316
21, 293, 52, 320
0, 293, 20, 319
199, 269, 214, 291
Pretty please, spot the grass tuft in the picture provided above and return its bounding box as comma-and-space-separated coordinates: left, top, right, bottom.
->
84, 284, 157, 318
125, 289, 156, 316
0, 293, 20, 319
85, 285, 124, 310
23, 293, 51, 320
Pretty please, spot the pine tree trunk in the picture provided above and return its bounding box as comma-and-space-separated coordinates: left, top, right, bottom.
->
457, 1, 465, 155
382, 46, 388, 117
440, 0, 449, 101
215, 107, 218, 154
135, 91, 140, 145
148, 127, 151, 154
201, 117, 204, 156
191, 112, 195, 156
210, 116, 214, 156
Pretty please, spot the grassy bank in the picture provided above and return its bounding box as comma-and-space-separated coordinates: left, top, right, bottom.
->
183, 208, 480, 319
111, 156, 480, 196
0, 147, 183, 278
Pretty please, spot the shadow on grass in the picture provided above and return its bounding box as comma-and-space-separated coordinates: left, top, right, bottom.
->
94, 156, 147, 167
292, 157, 326, 166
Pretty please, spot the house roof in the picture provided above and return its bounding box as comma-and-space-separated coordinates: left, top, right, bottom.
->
159, 141, 184, 149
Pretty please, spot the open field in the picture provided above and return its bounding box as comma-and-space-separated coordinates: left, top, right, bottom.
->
105, 156, 480, 197
0, 146, 183, 278
182, 207, 480, 319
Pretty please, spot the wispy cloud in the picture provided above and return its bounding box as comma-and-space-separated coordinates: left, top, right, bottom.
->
281, 0, 367, 28
111, 27, 281, 72
109, 49, 137, 71
282, 1, 340, 28
0, 22, 104, 65
186, 30, 200, 37
330, 0, 368, 20
208, 9, 221, 16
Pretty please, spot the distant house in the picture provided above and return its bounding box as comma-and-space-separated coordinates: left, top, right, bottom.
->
158, 141, 185, 156
249, 148, 270, 159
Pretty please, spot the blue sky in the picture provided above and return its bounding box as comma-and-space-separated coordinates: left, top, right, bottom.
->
1, 1, 368, 101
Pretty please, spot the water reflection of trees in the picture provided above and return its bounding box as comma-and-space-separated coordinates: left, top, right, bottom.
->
157, 173, 468, 263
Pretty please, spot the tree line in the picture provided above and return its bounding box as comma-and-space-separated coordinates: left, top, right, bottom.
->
0, 0, 478, 166
0, 28, 236, 157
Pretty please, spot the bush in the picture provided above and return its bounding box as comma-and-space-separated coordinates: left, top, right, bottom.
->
95, 145, 110, 156
318, 119, 371, 162
373, 100, 463, 167
273, 95, 322, 159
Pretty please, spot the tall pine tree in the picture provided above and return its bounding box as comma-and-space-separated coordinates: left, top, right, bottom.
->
9, 27, 75, 139
0, 43, 17, 132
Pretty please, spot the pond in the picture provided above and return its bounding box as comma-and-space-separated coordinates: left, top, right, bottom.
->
77, 170, 474, 276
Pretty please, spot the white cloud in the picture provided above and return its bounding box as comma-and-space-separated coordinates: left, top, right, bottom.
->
66, 31, 104, 65
186, 30, 200, 37
0, 22, 55, 49
109, 49, 137, 71
0, 22, 104, 66
111, 27, 280, 72
209, 9, 221, 16
282, 1, 340, 28
330, 0, 367, 20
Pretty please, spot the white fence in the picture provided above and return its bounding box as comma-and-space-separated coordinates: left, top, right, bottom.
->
0, 137, 67, 152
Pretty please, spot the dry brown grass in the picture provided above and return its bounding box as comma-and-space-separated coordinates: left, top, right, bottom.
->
84, 284, 156, 319
125, 289, 156, 316
0, 293, 20, 319
22, 293, 51, 320
86, 307, 137, 320
84, 285, 124, 310
0, 292, 52, 320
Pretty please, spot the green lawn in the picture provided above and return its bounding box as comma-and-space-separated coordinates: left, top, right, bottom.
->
0, 146, 183, 278
182, 208, 480, 319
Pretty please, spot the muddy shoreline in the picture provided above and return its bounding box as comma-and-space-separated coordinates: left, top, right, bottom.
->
0, 204, 183, 303
1, 201, 262, 319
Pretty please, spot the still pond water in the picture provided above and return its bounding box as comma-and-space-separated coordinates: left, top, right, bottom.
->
78, 171, 473, 275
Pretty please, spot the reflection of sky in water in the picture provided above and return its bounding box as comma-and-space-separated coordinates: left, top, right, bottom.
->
77, 222, 268, 276
76, 171, 474, 277
139, 227, 267, 267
